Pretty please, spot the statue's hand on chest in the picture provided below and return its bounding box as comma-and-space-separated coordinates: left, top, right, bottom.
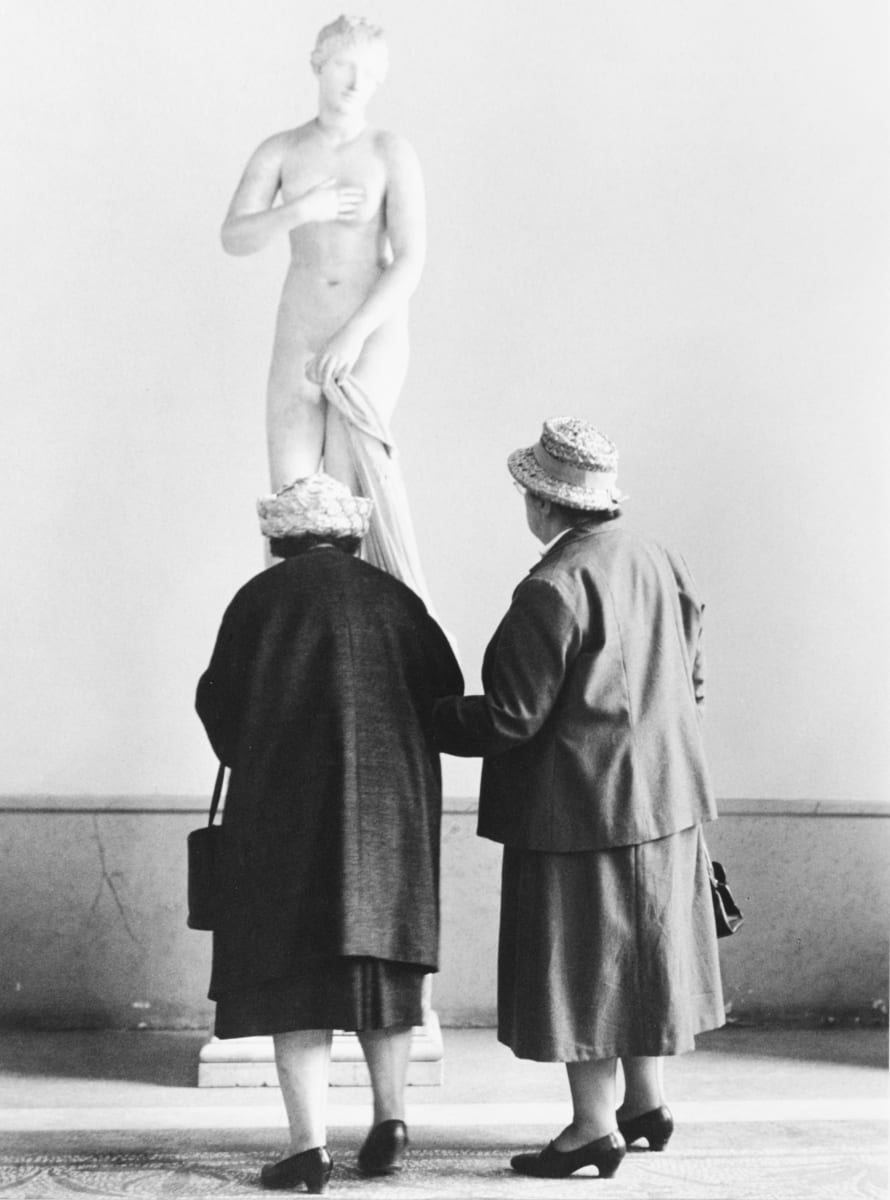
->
283, 148, 387, 225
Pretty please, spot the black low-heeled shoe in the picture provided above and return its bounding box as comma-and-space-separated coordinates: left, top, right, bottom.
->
260, 1146, 333, 1193
357, 1118, 409, 1176
617, 1104, 674, 1151
510, 1131, 626, 1179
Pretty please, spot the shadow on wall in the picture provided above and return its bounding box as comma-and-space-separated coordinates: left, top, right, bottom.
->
0, 1031, 207, 1085
697, 1024, 889, 1069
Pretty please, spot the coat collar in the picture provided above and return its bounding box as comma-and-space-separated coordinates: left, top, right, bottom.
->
529, 516, 623, 574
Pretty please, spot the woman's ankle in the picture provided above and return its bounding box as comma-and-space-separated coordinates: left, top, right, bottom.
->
617, 1098, 666, 1120
552, 1119, 617, 1151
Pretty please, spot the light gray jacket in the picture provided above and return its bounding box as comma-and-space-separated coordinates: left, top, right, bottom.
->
434, 519, 717, 851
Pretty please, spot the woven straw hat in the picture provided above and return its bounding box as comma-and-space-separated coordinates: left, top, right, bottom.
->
507, 417, 627, 511
257, 472, 373, 540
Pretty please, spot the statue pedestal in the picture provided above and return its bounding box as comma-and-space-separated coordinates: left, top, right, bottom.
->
197, 1011, 444, 1087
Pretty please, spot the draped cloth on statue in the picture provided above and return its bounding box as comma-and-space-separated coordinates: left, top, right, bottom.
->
322, 373, 433, 609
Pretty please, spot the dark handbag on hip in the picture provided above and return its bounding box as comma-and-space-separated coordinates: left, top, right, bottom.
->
709, 856, 744, 937
187, 761, 227, 931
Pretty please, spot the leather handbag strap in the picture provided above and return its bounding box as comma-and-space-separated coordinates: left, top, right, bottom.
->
208, 762, 227, 827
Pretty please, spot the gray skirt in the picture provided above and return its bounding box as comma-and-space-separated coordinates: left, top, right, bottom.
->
498, 823, 725, 1061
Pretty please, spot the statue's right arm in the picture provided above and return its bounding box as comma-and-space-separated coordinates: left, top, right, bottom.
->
220, 134, 364, 256
220, 136, 291, 256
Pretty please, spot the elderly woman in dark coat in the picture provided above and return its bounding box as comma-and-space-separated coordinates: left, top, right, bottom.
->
196, 473, 462, 1194
434, 418, 725, 1181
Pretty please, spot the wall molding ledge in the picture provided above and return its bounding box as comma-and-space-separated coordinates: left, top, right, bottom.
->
0, 795, 886, 816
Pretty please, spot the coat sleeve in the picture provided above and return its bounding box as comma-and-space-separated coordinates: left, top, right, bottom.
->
670, 550, 707, 712
433, 577, 581, 757
195, 603, 245, 766
423, 614, 465, 701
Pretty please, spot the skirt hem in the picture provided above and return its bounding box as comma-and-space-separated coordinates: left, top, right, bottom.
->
498, 1003, 727, 1063
214, 956, 426, 1039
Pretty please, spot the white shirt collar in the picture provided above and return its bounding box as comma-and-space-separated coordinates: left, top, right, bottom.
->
539, 527, 573, 558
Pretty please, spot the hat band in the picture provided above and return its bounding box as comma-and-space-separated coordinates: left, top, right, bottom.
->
533, 442, 618, 491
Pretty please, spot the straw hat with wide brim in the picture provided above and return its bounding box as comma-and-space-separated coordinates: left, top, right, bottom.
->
507, 417, 628, 512
257, 472, 373, 540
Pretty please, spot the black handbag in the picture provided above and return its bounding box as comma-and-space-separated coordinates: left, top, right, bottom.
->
187, 762, 227, 931
709, 856, 744, 938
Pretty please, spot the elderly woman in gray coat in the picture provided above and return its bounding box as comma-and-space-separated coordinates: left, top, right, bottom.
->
434, 418, 724, 1181
197, 473, 462, 1193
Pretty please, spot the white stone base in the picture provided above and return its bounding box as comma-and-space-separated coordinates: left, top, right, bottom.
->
197, 1011, 444, 1087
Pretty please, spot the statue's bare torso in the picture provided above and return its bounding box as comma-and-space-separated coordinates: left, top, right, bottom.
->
267, 124, 409, 487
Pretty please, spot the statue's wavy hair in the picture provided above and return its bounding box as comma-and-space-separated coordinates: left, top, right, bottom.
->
310, 14, 387, 73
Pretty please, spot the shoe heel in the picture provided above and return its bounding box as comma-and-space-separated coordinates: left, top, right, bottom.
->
261, 1147, 332, 1193
617, 1104, 674, 1152
598, 1148, 626, 1178
305, 1161, 333, 1195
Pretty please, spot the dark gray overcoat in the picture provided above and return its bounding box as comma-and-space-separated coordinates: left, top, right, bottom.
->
196, 547, 463, 999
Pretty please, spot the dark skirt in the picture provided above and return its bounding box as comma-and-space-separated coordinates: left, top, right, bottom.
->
214, 956, 427, 1039
498, 823, 725, 1061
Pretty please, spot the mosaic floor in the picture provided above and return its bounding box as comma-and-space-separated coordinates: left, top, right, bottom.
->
0, 1124, 886, 1200
2, 1028, 886, 1198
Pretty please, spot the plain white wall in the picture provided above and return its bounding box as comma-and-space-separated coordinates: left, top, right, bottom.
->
2, 1, 888, 802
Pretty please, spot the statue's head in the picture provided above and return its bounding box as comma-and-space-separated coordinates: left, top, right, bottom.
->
310, 14, 389, 80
